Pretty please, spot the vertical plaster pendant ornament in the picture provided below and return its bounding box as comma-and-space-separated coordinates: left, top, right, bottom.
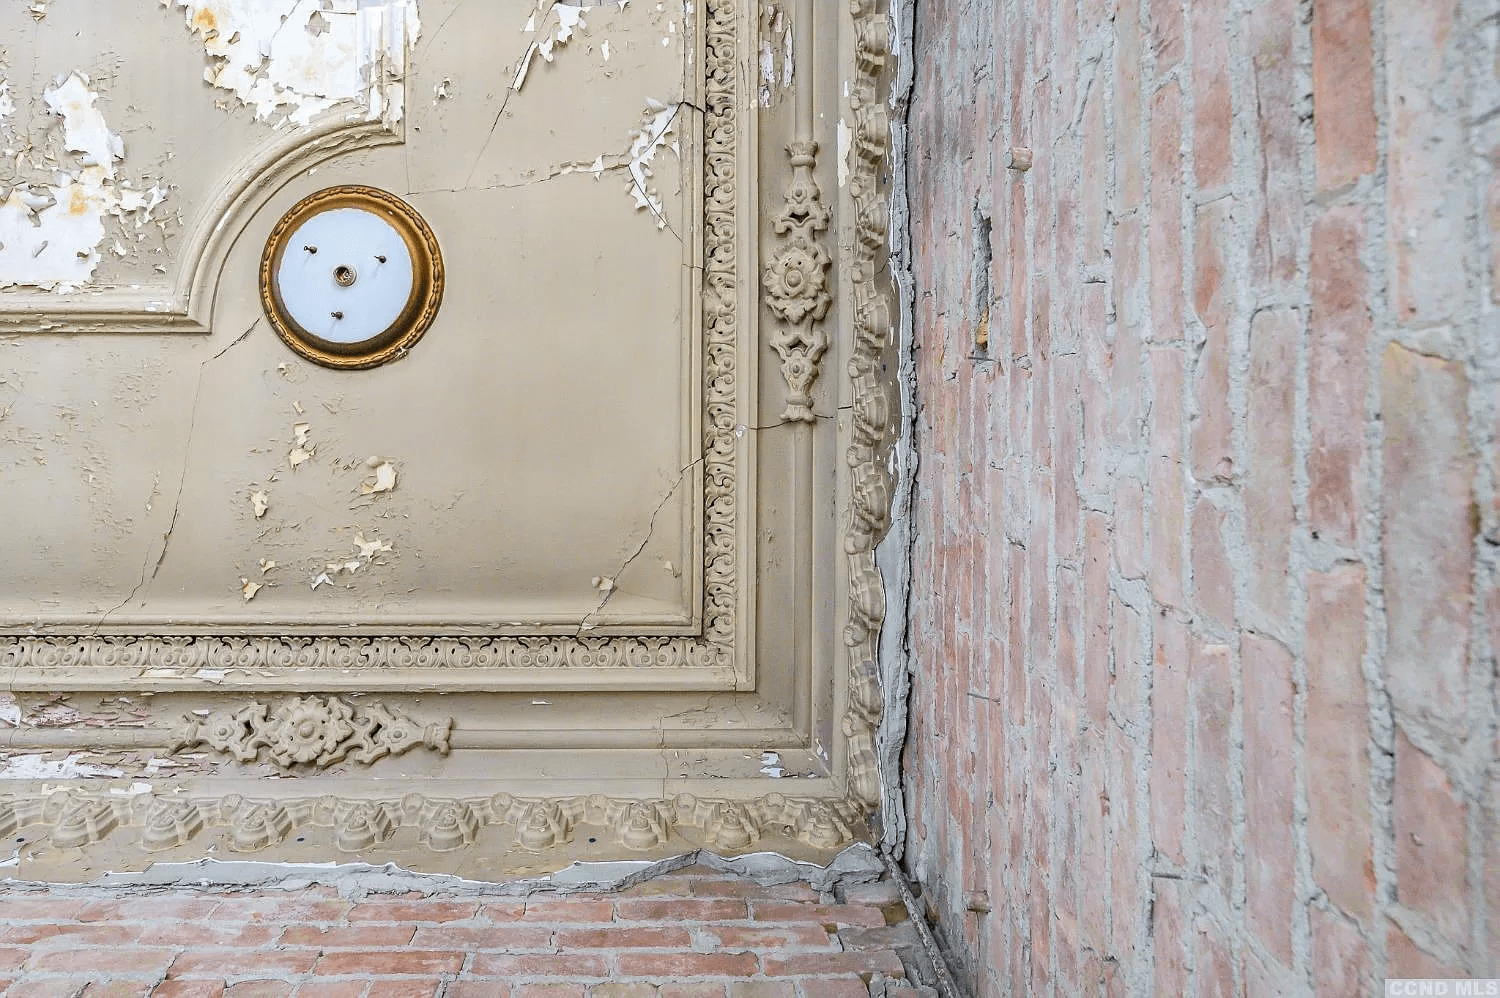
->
764, 139, 834, 421
261, 186, 444, 369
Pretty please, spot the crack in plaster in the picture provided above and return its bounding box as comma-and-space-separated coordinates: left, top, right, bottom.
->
577, 453, 705, 634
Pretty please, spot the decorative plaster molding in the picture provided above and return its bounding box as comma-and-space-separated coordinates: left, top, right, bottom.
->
168, 695, 452, 771
841, 0, 896, 809
0, 789, 867, 856
764, 139, 834, 422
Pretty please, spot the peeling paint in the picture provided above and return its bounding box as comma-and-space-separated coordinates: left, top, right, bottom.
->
165, 0, 420, 127
0, 754, 124, 780
512, 1, 625, 92
626, 100, 679, 228
0, 73, 168, 292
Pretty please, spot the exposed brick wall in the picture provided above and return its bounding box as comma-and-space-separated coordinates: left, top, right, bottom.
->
0, 872, 920, 996
898, 0, 1498, 991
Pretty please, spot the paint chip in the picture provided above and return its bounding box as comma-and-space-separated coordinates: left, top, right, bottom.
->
360, 458, 397, 495
250, 489, 269, 518
240, 578, 263, 601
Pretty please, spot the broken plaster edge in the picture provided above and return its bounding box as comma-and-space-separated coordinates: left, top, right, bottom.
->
0, 844, 883, 899
873, 0, 918, 864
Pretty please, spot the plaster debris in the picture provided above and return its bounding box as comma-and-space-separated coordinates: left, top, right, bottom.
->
0, 754, 124, 780
240, 577, 263, 600
360, 457, 397, 495
166, 0, 421, 127
0, 73, 169, 292
250, 489, 269, 518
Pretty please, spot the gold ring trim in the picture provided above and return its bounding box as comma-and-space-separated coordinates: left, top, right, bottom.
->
259, 185, 444, 370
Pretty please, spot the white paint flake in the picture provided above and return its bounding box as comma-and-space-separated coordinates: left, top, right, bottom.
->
0, 73, 169, 292
250, 489, 269, 518
241, 577, 263, 600
513, 1, 628, 92
360, 457, 397, 495
0, 754, 124, 780
625, 100, 680, 229
166, 0, 421, 127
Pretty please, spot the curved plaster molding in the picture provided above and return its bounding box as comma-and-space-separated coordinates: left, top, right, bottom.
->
0, 116, 400, 334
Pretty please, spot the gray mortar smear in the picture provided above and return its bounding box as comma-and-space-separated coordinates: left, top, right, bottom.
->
874, 0, 919, 864
0, 844, 884, 899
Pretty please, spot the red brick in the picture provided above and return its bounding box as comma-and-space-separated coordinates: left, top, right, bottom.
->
1246, 309, 1297, 623
168, 949, 320, 978
589, 986, 658, 998
1191, 0, 1232, 187
1311, 906, 1369, 997
1312, 0, 1376, 189
1149, 86, 1184, 343
139, 924, 281, 948
1394, 728, 1469, 943
8, 981, 147, 998
1115, 0, 1145, 208
746, 903, 884, 928
555, 925, 693, 948
1243, 632, 1295, 965
222, 985, 293, 998
209, 898, 350, 923
1149, 0, 1183, 69
313, 951, 463, 976
27, 945, 177, 974
1082, 91, 1108, 265
1244, 949, 1292, 997
1308, 206, 1370, 547
613, 899, 747, 922
469, 953, 610, 978
1386, 0, 1464, 324
1112, 215, 1148, 447
0, 897, 90, 920
444, 984, 513, 998
354, 983, 439, 998
152, 983, 227, 998
280, 925, 416, 947
1248, 0, 1303, 293
660, 987, 725, 998
76, 898, 220, 922
1191, 499, 1235, 631
1152, 879, 1187, 995
1108, 722, 1143, 961
1194, 915, 1236, 998
4, 922, 140, 946
1381, 344, 1475, 726
1113, 480, 1145, 581
1386, 919, 1461, 977
1306, 565, 1374, 924
513, 987, 586, 998
760, 949, 905, 978
615, 952, 759, 978
1151, 610, 1189, 865
1150, 347, 1186, 608
348, 900, 479, 923
511, 900, 617, 923
728, 985, 795, 998
292, 984, 368, 998
409, 923, 554, 950
1192, 199, 1234, 482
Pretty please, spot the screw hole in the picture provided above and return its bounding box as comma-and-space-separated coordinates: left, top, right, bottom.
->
587, 837, 597, 844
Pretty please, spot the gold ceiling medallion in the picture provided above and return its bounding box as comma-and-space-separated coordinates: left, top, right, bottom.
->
259, 185, 444, 370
